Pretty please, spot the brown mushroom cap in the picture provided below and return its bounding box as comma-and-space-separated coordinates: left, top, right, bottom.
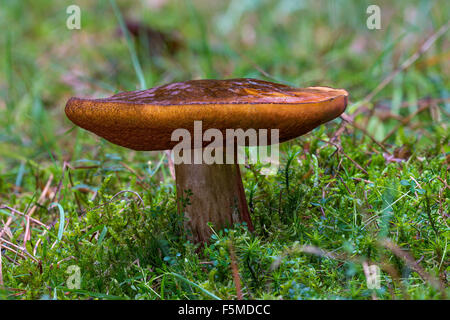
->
65, 78, 348, 151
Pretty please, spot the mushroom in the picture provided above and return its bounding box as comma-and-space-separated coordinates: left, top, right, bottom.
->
65, 78, 348, 242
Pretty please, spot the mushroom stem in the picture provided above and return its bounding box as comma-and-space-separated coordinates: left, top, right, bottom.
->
175, 163, 253, 242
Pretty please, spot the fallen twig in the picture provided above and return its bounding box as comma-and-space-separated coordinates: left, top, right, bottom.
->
165, 150, 176, 180
340, 113, 390, 154
319, 139, 369, 175
0, 206, 48, 229
381, 103, 433, 143
227, 240, 243, 300
0, 238, 37, 262
0, 216, 13, 286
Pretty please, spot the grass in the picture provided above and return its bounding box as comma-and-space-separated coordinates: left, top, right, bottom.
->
0, 0, 449, 300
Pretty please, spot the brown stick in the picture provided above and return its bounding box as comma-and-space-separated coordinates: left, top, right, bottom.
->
0, 217, 13, 286
24, 174, 53, 245
165, 150, 176, 180
379, 239, 446, 297
0, 206, 48, 228
228, 240, 243, 300
340, 114, 390, 154
381, 103, 432, 143
319, 139, 369, 175
363, 22, 450, 105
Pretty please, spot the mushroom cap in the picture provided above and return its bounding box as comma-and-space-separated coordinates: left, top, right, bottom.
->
65, 78, 348, 151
